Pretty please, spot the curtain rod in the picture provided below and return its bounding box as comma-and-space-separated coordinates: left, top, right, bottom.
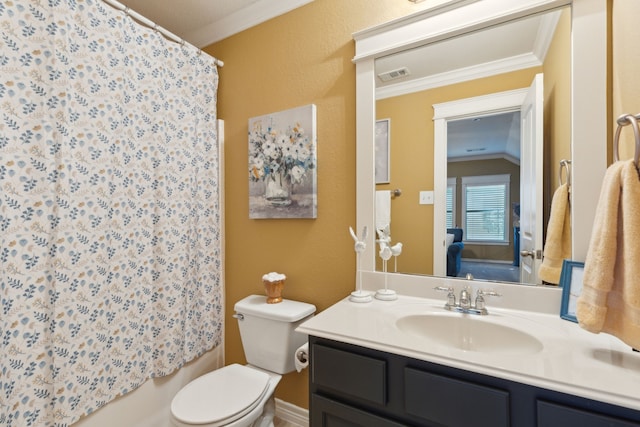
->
101, 0, 224, 67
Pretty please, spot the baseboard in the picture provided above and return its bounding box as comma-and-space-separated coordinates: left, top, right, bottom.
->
275, 398, 309, 426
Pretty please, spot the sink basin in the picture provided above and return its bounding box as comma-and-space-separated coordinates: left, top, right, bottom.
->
396, 314, 543, 355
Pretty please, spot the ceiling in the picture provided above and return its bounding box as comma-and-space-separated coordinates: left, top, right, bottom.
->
374, 9, 563, 163
113, 0, 313, 47
375, 11, 561, 96
447, 112, 521, 163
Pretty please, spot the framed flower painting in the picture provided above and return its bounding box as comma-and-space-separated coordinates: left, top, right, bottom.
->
248, 104, 317, 219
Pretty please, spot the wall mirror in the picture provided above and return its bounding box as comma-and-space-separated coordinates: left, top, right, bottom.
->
354, 0, 608, 288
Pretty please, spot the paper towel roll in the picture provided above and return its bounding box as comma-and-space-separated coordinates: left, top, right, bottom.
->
294, 342, 309, 372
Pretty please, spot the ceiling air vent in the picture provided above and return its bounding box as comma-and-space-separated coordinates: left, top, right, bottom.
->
377, 67, 410, 82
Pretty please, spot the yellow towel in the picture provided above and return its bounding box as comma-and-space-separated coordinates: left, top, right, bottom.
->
576, 160, 640, 349
538, 183, 571, 285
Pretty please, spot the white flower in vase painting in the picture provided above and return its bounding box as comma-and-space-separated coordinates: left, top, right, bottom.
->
248, 104, 317, 219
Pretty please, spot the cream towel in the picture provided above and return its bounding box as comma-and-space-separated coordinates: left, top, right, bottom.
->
538, 183, 571, 285
375, 190, 391, 232
576, 160, 640, 349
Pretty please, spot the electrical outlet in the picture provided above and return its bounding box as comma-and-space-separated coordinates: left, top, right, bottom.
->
419, 191, 434, 205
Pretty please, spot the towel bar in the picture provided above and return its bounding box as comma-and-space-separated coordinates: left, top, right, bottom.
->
613, 113, 640, 167
558, 159, 571, 188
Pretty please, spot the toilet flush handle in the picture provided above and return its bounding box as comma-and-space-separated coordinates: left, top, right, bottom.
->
232, 313, 244, 321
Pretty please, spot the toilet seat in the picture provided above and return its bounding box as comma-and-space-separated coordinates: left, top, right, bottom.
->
171, 364, 271, 426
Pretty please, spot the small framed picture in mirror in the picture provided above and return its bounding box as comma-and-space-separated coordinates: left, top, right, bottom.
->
559, 260, 585, 323
375, 119, 390, 184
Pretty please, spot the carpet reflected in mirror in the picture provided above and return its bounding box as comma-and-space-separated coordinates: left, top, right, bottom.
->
457, 260, 520, 283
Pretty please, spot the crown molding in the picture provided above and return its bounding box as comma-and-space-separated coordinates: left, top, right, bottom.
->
448, 153, 521, 165
377, 53, 541, 100
532, 10, 562, 63
188, 0, 314, 48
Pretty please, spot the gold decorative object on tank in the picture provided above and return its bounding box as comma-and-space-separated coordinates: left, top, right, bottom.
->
262, 272, 286, 303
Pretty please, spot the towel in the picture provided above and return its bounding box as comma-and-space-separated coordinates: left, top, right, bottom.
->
376, 190, 391, 232
538, 183, 571, 284
576, 160, 640, 349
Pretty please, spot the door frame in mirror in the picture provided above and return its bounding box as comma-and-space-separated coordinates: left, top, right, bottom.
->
432, 87, 530, 278
353, 0, 608, 275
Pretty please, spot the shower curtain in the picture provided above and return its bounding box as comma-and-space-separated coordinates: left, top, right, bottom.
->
0, 1, 223, 426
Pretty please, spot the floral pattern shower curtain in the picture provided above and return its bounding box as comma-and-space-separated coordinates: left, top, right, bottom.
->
0, 1, 223, 426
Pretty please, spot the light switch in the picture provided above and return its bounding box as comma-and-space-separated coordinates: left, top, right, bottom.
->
419, 191, 434, 205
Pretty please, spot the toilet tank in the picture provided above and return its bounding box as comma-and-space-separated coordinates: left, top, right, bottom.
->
234, 295, 316, 374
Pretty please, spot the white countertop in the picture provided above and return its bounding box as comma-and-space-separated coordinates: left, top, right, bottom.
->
298, 292, 640, 412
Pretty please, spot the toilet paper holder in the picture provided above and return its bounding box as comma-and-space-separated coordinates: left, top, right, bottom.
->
294, 342, 310, 372
296, 348, 308, 363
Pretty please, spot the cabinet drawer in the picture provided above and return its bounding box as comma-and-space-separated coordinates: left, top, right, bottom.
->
537, 400, 640, 427
404, 367, 510, 427
311, 394, 408, 427
312, 344, 387, 405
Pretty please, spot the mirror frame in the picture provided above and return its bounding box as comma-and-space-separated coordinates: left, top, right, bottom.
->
353, 0, 608, 279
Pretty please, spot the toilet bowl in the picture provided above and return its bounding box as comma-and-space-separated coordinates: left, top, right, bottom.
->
170, 364, 281, 427
170, 295, 316, 427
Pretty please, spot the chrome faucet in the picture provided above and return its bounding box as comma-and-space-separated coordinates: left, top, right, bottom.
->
434, 286, 500, 315
459, 286, 471, 309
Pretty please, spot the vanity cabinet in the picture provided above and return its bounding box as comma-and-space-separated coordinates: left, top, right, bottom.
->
309, 336, 640, 427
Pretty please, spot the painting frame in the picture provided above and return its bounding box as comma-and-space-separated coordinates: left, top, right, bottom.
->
559, 260, 585, 323
248, 104, 317, 219
375, 119, 390, 184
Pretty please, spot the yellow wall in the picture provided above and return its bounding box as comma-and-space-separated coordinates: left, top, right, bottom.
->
375, 93, 435, 274
448, 158, 521, 262
613, 0, 640, 163
376, 68, 541, 274
542, 8, 572, 247
204, 0, 424, 410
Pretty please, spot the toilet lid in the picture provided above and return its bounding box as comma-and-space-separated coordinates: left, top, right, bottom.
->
171, 364, 271, 425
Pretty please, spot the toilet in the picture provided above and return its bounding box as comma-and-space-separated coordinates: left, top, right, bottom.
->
170, 295, 316, 427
